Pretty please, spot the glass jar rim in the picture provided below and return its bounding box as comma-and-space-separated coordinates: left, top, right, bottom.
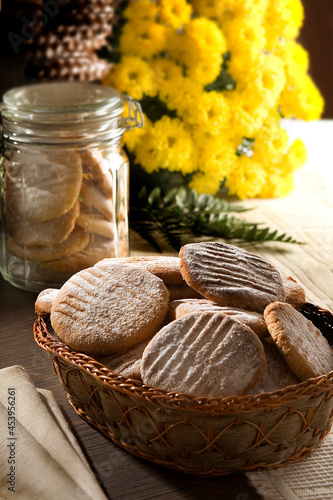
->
1, 82, 123, 121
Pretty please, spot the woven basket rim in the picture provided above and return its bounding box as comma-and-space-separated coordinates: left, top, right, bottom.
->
33, 301, 333, 415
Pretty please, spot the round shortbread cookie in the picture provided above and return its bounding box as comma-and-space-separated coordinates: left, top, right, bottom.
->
81, 149, 113, 197
179, 242, 285, 312
281, 275, 306, 310
97, 338, 151, 381
248, 340, 299, 394
35, 288, 59, 315
264, 302, 333, 380
6, 151, 82, 222
41, 234, 115, 273
8, 225, 90, 262
80, 178, 113, 221
169, 299, 268, 338
76, 204, 114, 239
50, 264, 170, 354
95, 256, 184, 285
141, 312, 265, 398
7, 199, 79, 247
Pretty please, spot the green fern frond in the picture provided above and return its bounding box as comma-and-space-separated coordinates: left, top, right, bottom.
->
129, 186, 302, 252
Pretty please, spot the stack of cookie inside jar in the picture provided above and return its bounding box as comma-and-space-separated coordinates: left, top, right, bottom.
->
0, 81, 143, 292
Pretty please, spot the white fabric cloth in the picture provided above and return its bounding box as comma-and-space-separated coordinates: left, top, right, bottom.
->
0, 365, 108, 500
246, 427, 333, 499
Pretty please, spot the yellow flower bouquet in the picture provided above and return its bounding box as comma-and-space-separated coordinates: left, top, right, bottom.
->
101, 0, 323, 249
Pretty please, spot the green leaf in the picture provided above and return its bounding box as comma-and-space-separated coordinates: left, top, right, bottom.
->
129, 186, 302, 252
139, 95, 178, 122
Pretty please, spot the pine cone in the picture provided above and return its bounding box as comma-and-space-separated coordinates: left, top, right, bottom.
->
26, 0, 123, 82
31, 54, 111, 82
32, 23, 113, 55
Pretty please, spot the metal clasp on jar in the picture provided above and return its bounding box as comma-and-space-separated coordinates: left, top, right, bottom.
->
120, 95, 144, 131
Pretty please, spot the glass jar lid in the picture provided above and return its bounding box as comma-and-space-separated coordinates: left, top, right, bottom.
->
1, 82, 143, 145
2, 82, 123, 122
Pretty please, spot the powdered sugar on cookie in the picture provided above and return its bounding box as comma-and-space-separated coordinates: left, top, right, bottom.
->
141, 312, 265, 397
264, 302, 333, 380
180, 242, 285, 312
51, 263, 169, 354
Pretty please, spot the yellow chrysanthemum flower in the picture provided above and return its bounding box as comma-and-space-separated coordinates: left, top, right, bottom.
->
149, 58, 184, 104
153, 116, 196, 173
120, 20, 167, 59
193, 129, 236, 178
264, 0, 304, 51
257, 138, 306, 198
218, 0, 268, 25
100, 0, 323, 200
283, 0, 304, 39
158, 0, 192, 29
189, 172, 222, 195
277, 39, 318, 118
133, 131, 161, 174
183, 90, 230, 134
168, 18, 226, 85
232, 52, 285, 111
280, 73, 325, 120
186, 52, 223, 86
173, 17, 227, 68
254, 135, 306, 197
185, 17, 227, 55
123, 0, 158, 21
223, 15, 266, 62
258, 171, 294, 198
166, 78, 203, 121
135, 116, 196, 175
225, 156, 267, 199
276, 39, 309, 75
225, 90, 268, 138
254, 125, 289, 165
189, 125, 236, 194
286, 138, 307, 170
150, 57, 183, 85
223, 0, 268, 14
102, 56, 157, 101
227, 55, 252, 87
190, 0, 226, 20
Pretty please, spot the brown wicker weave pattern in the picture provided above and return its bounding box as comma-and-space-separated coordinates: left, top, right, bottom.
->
33, 304, 333, 476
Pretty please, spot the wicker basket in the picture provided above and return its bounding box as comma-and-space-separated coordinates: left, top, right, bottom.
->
33, 302, 333, 476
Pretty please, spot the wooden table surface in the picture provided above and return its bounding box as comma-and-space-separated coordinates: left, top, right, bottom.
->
0, 274, 262, 500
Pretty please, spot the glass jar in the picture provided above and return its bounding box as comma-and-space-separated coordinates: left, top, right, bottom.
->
0, 82, 143, 292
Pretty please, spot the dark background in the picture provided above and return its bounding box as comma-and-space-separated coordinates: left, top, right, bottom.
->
0, 0, 332, 117
298, 0, 333, 118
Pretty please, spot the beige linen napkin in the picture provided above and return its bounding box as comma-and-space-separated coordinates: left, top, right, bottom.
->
246, 427, 333, 499
0, 365, 108, 500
